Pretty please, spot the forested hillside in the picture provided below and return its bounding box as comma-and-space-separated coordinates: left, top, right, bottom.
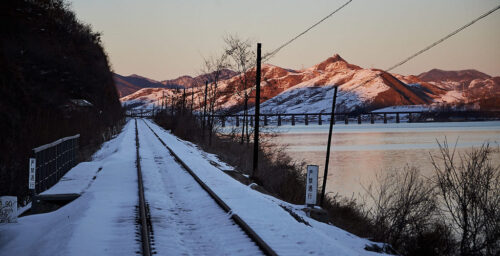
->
0, 0, 123, 202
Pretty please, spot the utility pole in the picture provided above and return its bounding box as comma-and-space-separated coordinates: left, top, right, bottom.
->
171, 95, 174, 117
241, 92, 247, 144
182, 88, 186, 114
190, 88, 194, 114
162, 91, 165, 110
320, 86, 338, 206
252, 43, 261, 179
202, 81, 208, 138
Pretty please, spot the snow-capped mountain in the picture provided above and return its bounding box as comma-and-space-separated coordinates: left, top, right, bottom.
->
121, 54, 500, 112
113, 73, 181, 97
161, 69, 238, 88
114, 69, 238, 97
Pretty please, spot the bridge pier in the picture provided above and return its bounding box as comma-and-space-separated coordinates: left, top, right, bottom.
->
396, 113, 400, 123
370, 113, 374, 124
408, 113, 412, 123
384, 113, 387, 123
236, 116, 239, 127
318, 114, 322, 125
221, 117, 225, 127
344, 115, 348, 125
264, 115, 268, 126
278, 115, 282, 126
250, 116, 254, 127
291, 115, 295, 126
357, 115, 361, 124
305, 114, 309, 125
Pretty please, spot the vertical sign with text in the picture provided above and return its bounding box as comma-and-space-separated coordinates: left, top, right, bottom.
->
29, 158, 36, 190
305, 165, 318, 206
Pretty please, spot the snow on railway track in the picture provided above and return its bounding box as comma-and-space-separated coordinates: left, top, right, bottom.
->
137, 120, 265, 255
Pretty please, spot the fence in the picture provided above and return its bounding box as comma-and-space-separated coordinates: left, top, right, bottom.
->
29, 134, 80, 194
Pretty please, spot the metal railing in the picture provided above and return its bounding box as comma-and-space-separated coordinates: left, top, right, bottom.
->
30, 134, 80, 194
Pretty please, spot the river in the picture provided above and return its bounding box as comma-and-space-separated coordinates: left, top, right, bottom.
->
267, 121, 500, 203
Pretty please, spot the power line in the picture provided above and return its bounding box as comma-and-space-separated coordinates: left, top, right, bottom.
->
386, 3, 500, 72
262, 0, 353, 62
349, 3, 500, 92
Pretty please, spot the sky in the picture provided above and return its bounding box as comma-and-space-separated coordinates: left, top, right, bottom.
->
70, 0, 500, 81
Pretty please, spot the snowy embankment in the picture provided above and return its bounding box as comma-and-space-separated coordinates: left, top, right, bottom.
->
143, 119, 384, 255
0, 121, 139, 256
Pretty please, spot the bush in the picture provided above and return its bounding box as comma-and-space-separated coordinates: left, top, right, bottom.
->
432, 141, 500, 256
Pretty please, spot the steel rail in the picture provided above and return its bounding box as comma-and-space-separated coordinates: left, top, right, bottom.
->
141, 119, 278, 256
135, 119, 152, 256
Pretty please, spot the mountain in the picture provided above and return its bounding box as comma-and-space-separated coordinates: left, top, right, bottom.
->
114, 69, 237, 97
161, 69, 238, 88
215, 54, 444, 113
121, 54, 499, 112
113, 73, 180, 97
418, 69, 491, 83
416, 69, 499, 110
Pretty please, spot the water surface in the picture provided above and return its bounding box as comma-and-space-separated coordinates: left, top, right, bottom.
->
269, 121, 500, 202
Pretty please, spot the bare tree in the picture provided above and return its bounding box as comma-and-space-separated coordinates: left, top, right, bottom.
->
364, 166, 437, 252
223, 34, 256, 144
431, 141, 500, 256
200, 52, 229, 145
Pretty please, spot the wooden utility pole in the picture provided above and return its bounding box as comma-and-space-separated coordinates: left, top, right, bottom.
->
171, 95, 174, 116
162, 91, 165, 110
252, 43, 261, 179
182, 88, 186, 114
202, 81, 208, 138
320, 86, 338, 206
190, 88, 194, 114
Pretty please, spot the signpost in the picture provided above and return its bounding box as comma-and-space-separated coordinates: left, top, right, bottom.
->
29, 157, 36, 191
305, 165, 319, 206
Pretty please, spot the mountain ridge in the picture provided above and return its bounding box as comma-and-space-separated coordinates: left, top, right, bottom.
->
121, 54, 500, 112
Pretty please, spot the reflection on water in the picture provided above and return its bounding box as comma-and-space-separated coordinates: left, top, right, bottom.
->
270, 121, 500, 201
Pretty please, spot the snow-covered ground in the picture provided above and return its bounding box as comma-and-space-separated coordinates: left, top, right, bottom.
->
0, 121, 139, 256
0, 119, 385, 256
143, 119, 384, 255
137, 120, 262, 255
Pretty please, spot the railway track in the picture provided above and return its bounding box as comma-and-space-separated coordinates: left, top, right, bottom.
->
134, 118, 277, 256
134, 119, 153, 256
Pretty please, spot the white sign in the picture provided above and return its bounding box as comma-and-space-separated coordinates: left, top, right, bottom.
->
0, 196, 17, 223
29, 158, 36, 190
305, 165, 318, 206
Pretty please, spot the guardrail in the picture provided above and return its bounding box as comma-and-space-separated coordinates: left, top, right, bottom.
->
29, 134, 80, 195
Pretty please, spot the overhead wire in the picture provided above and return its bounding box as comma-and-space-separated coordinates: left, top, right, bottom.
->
348, 3, 500, 92
262, 0, 353, 62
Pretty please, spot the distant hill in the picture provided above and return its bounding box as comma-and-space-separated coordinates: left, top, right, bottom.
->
113, 73, 181, 97
418, 69, 491, 83
114, 69, 237, 97
161, 69, 238, 88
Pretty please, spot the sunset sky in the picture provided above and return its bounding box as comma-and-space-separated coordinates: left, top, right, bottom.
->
70, 0, 500, 80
